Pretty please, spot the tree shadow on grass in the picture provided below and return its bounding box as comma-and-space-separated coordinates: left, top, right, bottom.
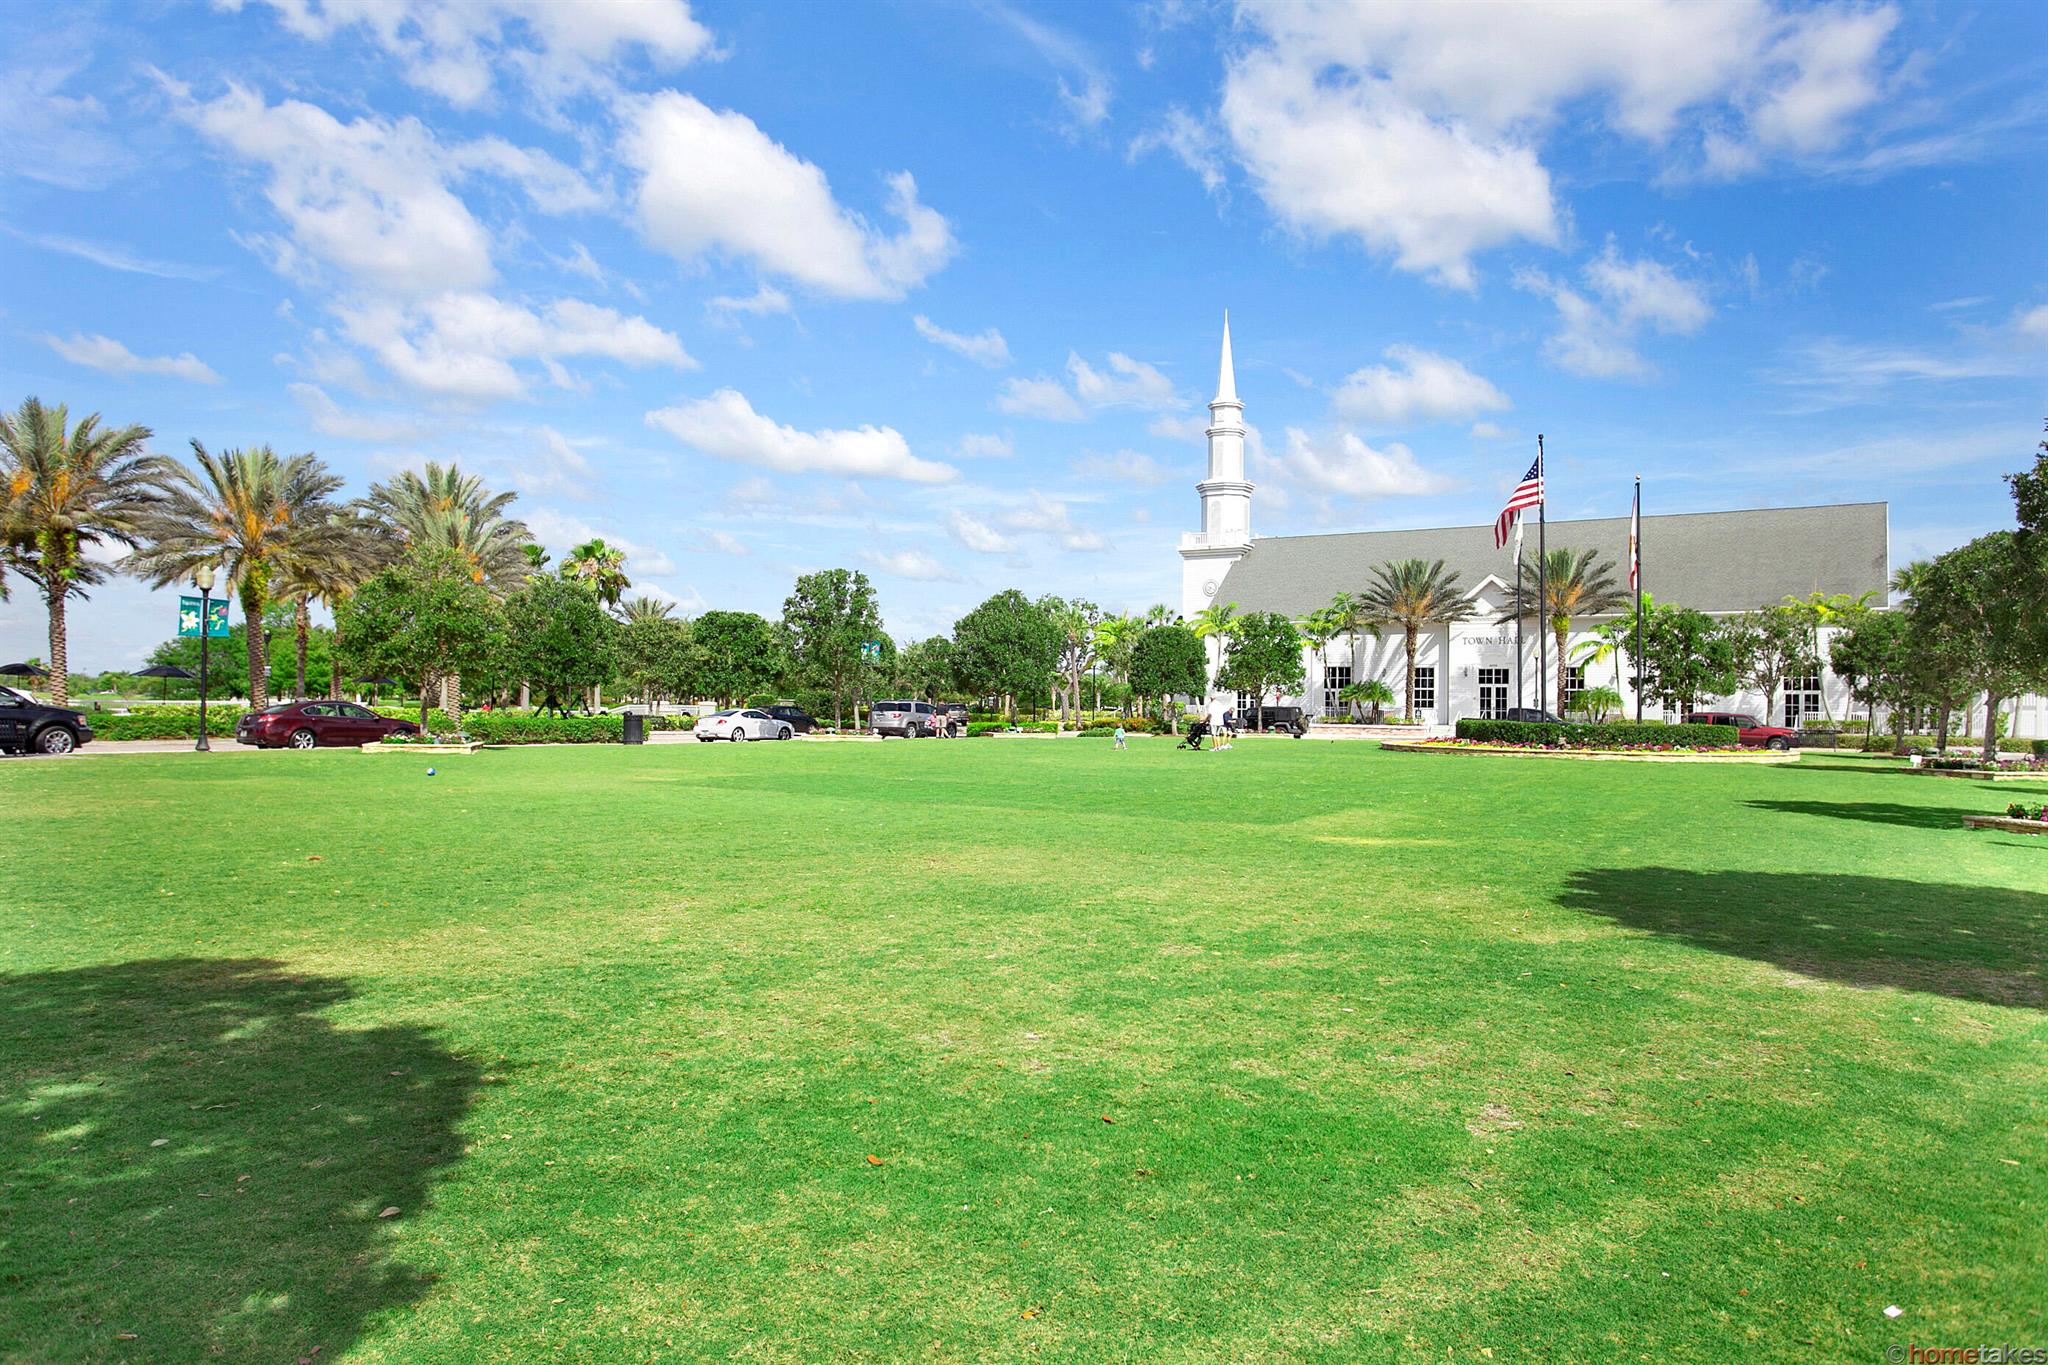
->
1559, 869, 2047, 1009
1744, 799, 1993, 831
0, 958, 479, 1362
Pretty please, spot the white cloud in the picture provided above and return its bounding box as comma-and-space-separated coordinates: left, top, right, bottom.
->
225, 0, 714, 106
45, 333, 221, 384
1071, 449, 1171, 486
2017, 304, 2048, 345
1127, 107, 1227, 194
1277, 428, 1456, 498
523, 507, 677, 576
957, 433, 1013, 460
914, 315, 1011, 367
1470, 421, 1513, 441
999, 491, 1108, 550
179, 83, 600, 296
505, 425, 599, 498
1333, 345, 1510, 424
646, 388, 956, 484
860, 548, 957, 581
1213, 1, 1905, 287
947, 509, 1016, 554
288, 382, 421, 440
340, 292, 694, 401
999, 350, 1182, 422
621, 91, 954, 300
982, 2, 1111, 131
706, 285, 793, 317
695, 530, 751, 557
1147, 412, 1210, 442
0, 40, 134, 190
1516, 240, 1712, 379
1767, 337, 2028, 410
996, 376, 1087, 422
9, 228, 220, 282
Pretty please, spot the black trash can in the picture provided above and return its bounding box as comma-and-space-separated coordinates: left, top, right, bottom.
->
621, 712, 645, 745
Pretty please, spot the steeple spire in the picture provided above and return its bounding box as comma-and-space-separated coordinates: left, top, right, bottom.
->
1215, 310, 1237, 405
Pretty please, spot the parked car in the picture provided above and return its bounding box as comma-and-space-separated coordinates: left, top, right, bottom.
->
870, 699, 940, 737
0, 684, 94, 754
935, 702, 971, 734
1501, 707, 1565, 723
238, 700, 420, 749
695, 708, 795, 742
1684, 711, 1797, 750
1239, 705, 1309, 736
759, 704, 816, 734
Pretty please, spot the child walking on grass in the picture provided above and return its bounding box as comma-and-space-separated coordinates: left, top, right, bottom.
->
1113, 724, 1127, 750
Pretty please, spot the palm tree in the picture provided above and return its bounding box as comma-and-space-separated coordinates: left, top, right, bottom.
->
1090, 612, 1141, 712
1506, 547, 1626, 716
1889, 559, 1931, 606
131, 443, 346, 710
1143, 602, 1176, 629
619, 594, 675, 624
362, 463, 532, 593
1191, 599, 1238, 689
563, 537, 630, 608
1296, 606, 1339, 715
1359, 560, 1465, 721
0, 398, 164, 705
1325, 589, 1381, 715
360, 463, 531, 724
1340, 678, 1395, 723
274, 511, 379, 698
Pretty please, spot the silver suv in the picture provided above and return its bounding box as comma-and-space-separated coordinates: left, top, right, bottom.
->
870, 699, 941, 737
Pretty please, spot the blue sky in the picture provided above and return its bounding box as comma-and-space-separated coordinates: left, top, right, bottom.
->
3, 0, 2044, 671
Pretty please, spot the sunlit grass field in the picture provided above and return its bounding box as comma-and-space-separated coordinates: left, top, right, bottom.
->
3, 738, 2043, 1362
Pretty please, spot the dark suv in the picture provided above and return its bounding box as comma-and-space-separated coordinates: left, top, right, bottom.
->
760, 705, 816, 734
0, 685, 94, 754
1238, 705, 1309, 736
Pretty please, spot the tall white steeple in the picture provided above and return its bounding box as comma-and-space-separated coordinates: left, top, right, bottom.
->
1178, 313, 1255, 620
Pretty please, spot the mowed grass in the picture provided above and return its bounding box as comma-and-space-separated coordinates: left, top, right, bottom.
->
2, 739, 2044, 1363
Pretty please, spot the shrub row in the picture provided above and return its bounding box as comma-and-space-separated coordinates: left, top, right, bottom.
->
1455, 719, 1740, 749
91, 709, 245, 739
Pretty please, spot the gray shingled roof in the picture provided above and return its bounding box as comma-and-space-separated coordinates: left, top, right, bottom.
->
1214, 502, 1888, 618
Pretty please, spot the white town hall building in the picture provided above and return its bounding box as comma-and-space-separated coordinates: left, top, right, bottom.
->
1176, 319, 2045, 740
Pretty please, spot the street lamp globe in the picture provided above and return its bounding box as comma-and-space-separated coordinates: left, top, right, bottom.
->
193, 565, 216, 593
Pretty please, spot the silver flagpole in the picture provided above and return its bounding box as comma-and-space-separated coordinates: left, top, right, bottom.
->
1536, 434, 1548, 717
1513, 517, 1525, 710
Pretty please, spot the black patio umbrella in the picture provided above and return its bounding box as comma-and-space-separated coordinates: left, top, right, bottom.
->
134, 663, 198, 699
353, 676, 402, 700
0, 661, 50, 678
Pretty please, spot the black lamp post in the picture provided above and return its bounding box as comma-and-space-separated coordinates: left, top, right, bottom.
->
194, 566, 215, 752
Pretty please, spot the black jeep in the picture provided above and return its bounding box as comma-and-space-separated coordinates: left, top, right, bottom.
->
0, 685, 95, 755
1239, 705, 1309, 737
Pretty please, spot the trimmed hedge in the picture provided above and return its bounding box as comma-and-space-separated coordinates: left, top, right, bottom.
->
1455, 719, 1740, 749
90, 708, 244, 740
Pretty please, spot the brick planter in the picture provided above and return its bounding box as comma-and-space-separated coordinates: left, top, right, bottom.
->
1910, 767, 2048, 783
1963, 814, 2048, 834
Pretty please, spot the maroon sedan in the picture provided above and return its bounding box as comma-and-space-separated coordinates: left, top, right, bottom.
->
1685, 710, 1798, 750
237, 701, 421, 749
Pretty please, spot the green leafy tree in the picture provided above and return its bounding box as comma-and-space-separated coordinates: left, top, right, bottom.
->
1574, 684, 1624, 723
1215, 611, 1305, 726
778, 568, 882, 728
1634, 603, 1740, 719
505, 576, 618, 714
1190, 600, 1238, 684
952, 589, 1059, 723
1725, 602, 1814, 726
693, 610, 780, 708
132, 444, 351, 710
1912, 532, 2044, 759
617, 614, 697, 709
1359, 559, 1465, 721
898, 636, 957, 701
1128, 624, 1206, 730
334, 547, 504, 735
1040, 595, 1098, 727
1089, 613, 1142, 712
0, 398, 165, 705
1829, 610, 1911, 750
1783, 589, 1877, 724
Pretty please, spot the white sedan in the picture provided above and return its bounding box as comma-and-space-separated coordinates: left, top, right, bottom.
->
695, 708, 796, 742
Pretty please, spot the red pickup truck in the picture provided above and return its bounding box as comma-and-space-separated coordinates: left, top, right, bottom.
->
1684, 711, 1797, 750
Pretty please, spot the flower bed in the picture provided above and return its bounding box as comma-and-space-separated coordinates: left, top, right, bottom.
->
1963, 805, 2048, 834
1384, 738, 1792, 763
1911, 756, 2047, 782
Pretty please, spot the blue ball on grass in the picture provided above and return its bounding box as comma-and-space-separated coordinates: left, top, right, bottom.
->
426, 767, 437, 776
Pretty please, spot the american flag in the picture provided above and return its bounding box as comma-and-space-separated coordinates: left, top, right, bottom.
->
1494, 457, 1544, 549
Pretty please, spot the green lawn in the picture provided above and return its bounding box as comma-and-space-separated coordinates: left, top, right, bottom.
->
3, 739, 2043, 1362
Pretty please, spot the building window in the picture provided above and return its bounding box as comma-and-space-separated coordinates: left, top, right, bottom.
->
1410, 665, 1436, 716
1323, 664, 1351, 715
1784, 675, 1822, 728
1565, 663, 1588, 710
1478, 666, 1510, 719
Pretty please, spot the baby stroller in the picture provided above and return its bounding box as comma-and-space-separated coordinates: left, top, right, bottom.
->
1178, 718, 1211, 750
